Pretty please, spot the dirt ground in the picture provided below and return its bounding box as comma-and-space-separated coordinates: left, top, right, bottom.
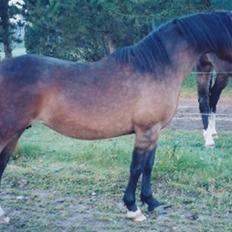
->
170, 96, 232, 131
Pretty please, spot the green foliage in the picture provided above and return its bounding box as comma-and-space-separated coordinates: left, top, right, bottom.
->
0, 0, 25, 58
24, 0, 232, 61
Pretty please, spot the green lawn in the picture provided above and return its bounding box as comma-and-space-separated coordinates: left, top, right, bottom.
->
0, 125, 232, 231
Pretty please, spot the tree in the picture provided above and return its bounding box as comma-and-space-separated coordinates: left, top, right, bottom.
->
0, 0, 12, 58
24, 0, 147, 60
202, 0, 211, 6
0, 0, 25, 59
24, 0, 231, 61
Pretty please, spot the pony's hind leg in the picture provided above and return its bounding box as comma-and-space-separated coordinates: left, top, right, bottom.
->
196, 56, 215, 147
197, 74, 214, 147
123, 125, 160, 221
0, 133, 22, 224
209, 74, 229, 137
0, 134, 22, 180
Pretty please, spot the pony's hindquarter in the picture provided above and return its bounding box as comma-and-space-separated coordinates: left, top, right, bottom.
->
0, 56, 46, 180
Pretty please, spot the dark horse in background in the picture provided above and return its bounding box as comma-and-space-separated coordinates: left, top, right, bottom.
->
196, 54, 230, 147
1, 12, 232, 223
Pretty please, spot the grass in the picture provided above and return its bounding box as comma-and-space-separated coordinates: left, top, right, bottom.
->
0, 125, 232, 231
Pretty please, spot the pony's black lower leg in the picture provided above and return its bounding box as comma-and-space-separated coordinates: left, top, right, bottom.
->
198, 93, 210, 130
140, 146, 160, 211
123, 148, 145, 212
209, 74, 229, 113
196, 56, 212, 130
124, 125, 160, 221
198, 92, 215, 146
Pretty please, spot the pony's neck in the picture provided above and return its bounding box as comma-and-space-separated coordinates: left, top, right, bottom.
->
159, 15, 232, 82
172, 40, 200, 82
160, 26, 203, 82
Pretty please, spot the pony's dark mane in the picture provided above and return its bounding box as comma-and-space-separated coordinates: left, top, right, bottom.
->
174, 11, 232, 53
111, 11, 232, 74
111, 30, 170, 74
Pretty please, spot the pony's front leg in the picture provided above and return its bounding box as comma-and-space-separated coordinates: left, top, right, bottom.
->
123, 147, 146, 221
123, 125, 160, 221
140, 146, 160, 211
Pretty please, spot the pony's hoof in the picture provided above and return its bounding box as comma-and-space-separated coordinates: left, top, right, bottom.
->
126, 208, 146, 222
212, 133, 218, 139
0, 215, 10, 224
154, 204, 172, 215
147, 200, 161, 212
140, 194, 161, 212
0, 206, 10, 224
205, 142, 215, 148
203, 130, 215, 148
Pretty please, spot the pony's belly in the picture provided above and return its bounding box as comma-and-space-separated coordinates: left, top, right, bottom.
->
39, 114, 133, 140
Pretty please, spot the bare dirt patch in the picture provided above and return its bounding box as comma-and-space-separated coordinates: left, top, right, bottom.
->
1, 184, 232, 232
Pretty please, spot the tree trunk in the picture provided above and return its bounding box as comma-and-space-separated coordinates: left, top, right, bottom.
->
103, 34, 116, 55
0, 0, 12, 59
202, 0, 211, 6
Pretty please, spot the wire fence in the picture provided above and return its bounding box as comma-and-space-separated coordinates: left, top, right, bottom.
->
175, 71, 232, 123
173, 113, 232, 121
191, 71, 232, 75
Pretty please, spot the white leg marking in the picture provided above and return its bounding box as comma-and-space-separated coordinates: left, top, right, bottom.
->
209, 113, 218, 137
203, 128, 215, 147
126, 208, 146, 222
0, 206, 5, 217
0, 205, 10, 224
